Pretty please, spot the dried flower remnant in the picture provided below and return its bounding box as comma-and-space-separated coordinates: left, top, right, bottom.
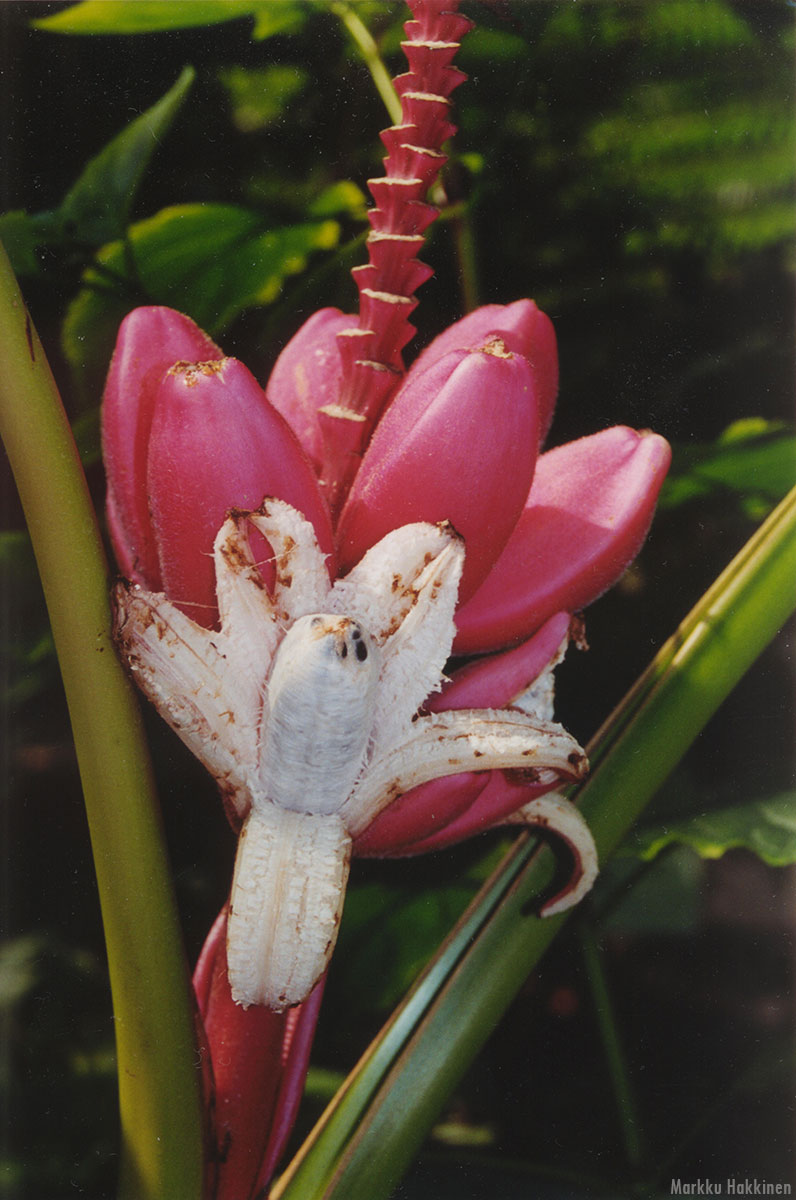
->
114, 501, 591, 1010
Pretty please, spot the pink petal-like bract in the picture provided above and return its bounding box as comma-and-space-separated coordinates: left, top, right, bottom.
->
265, 307, 354, 473
146, 356, 335, 624
353, 774, 490, 857
410, 299, 559, 444
354, 613, 571, 856
426, 610, 572, 712
193, 910, 325, 1200
398, 771, 557, 856
454, 426, 672, 653
336, 341, 538, 602
101, 306, 223, 589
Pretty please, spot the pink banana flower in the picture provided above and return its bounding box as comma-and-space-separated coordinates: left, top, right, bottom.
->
101, 1, 671, 1195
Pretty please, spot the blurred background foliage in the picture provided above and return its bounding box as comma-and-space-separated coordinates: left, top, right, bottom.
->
0, 1, 793, 1196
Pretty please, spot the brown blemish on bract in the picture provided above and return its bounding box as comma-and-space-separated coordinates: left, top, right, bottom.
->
506, 767, 542, 784
275, 536, 297, 588
383, 780, 402, 804
570, 613, 589, 652
220, 535, 264, 585
478, 336, 512, 359
218, 780, 245, 833
168, 359, 225, 386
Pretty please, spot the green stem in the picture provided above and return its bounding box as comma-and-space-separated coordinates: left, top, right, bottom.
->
0, 244, 204, 1199
579, 922, 645, 1170
275, 484, 796, 1200
451, 201, 480, 313
331, 2, 402, 126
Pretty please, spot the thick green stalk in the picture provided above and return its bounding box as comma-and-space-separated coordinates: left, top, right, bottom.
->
275, 485, 796, 1200
0, 244, 204, 1199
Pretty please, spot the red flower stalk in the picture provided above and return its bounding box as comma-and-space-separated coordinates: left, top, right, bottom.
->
101, 1, 671, 1195
308, 0, 473, 508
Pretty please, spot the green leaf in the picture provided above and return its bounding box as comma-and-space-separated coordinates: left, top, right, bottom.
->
661, 419, 796, 514
0, 212, 45, 277
599, 848, 704, 934
91, 203, 337, 329
0, 937, 45, 1010
0, 211, 64, 278
308, 180, 368, 220
625, 793, 796, 867
58, 67, 195, 246
62, 203, 340, 404
337, 880, 475, 1014
34, 0, 305, 39
0, 70, 195, 272
218, 64, 308, 133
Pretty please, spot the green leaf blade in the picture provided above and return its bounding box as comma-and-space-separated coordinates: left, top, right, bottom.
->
627, 793, 796, 867
57, 66, 195, 247
62, 203, 340, 403
34, 0, 305, 38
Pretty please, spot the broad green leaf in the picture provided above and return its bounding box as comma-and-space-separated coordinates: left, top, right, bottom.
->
646, 0, 754, 50
93, 203, 338, 329
625, 793, 796, 867
58, 67, 195, 246
0, 937, 44, 1010
661, 419, 796, 515
218, 64, 308, 133
0, 212, 45, 277
61, 284, 133, 412
337, 880, 475, 1014
599, 848, 703, 934
0, 70, 194, 270
308, 180, 368, 220
0, 211, 64, 278
34, 0, 305, 39
62, 203, 340, 403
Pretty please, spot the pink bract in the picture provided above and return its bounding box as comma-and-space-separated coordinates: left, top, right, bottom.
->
454, 426, 673, 654
337, 341, 539, 603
